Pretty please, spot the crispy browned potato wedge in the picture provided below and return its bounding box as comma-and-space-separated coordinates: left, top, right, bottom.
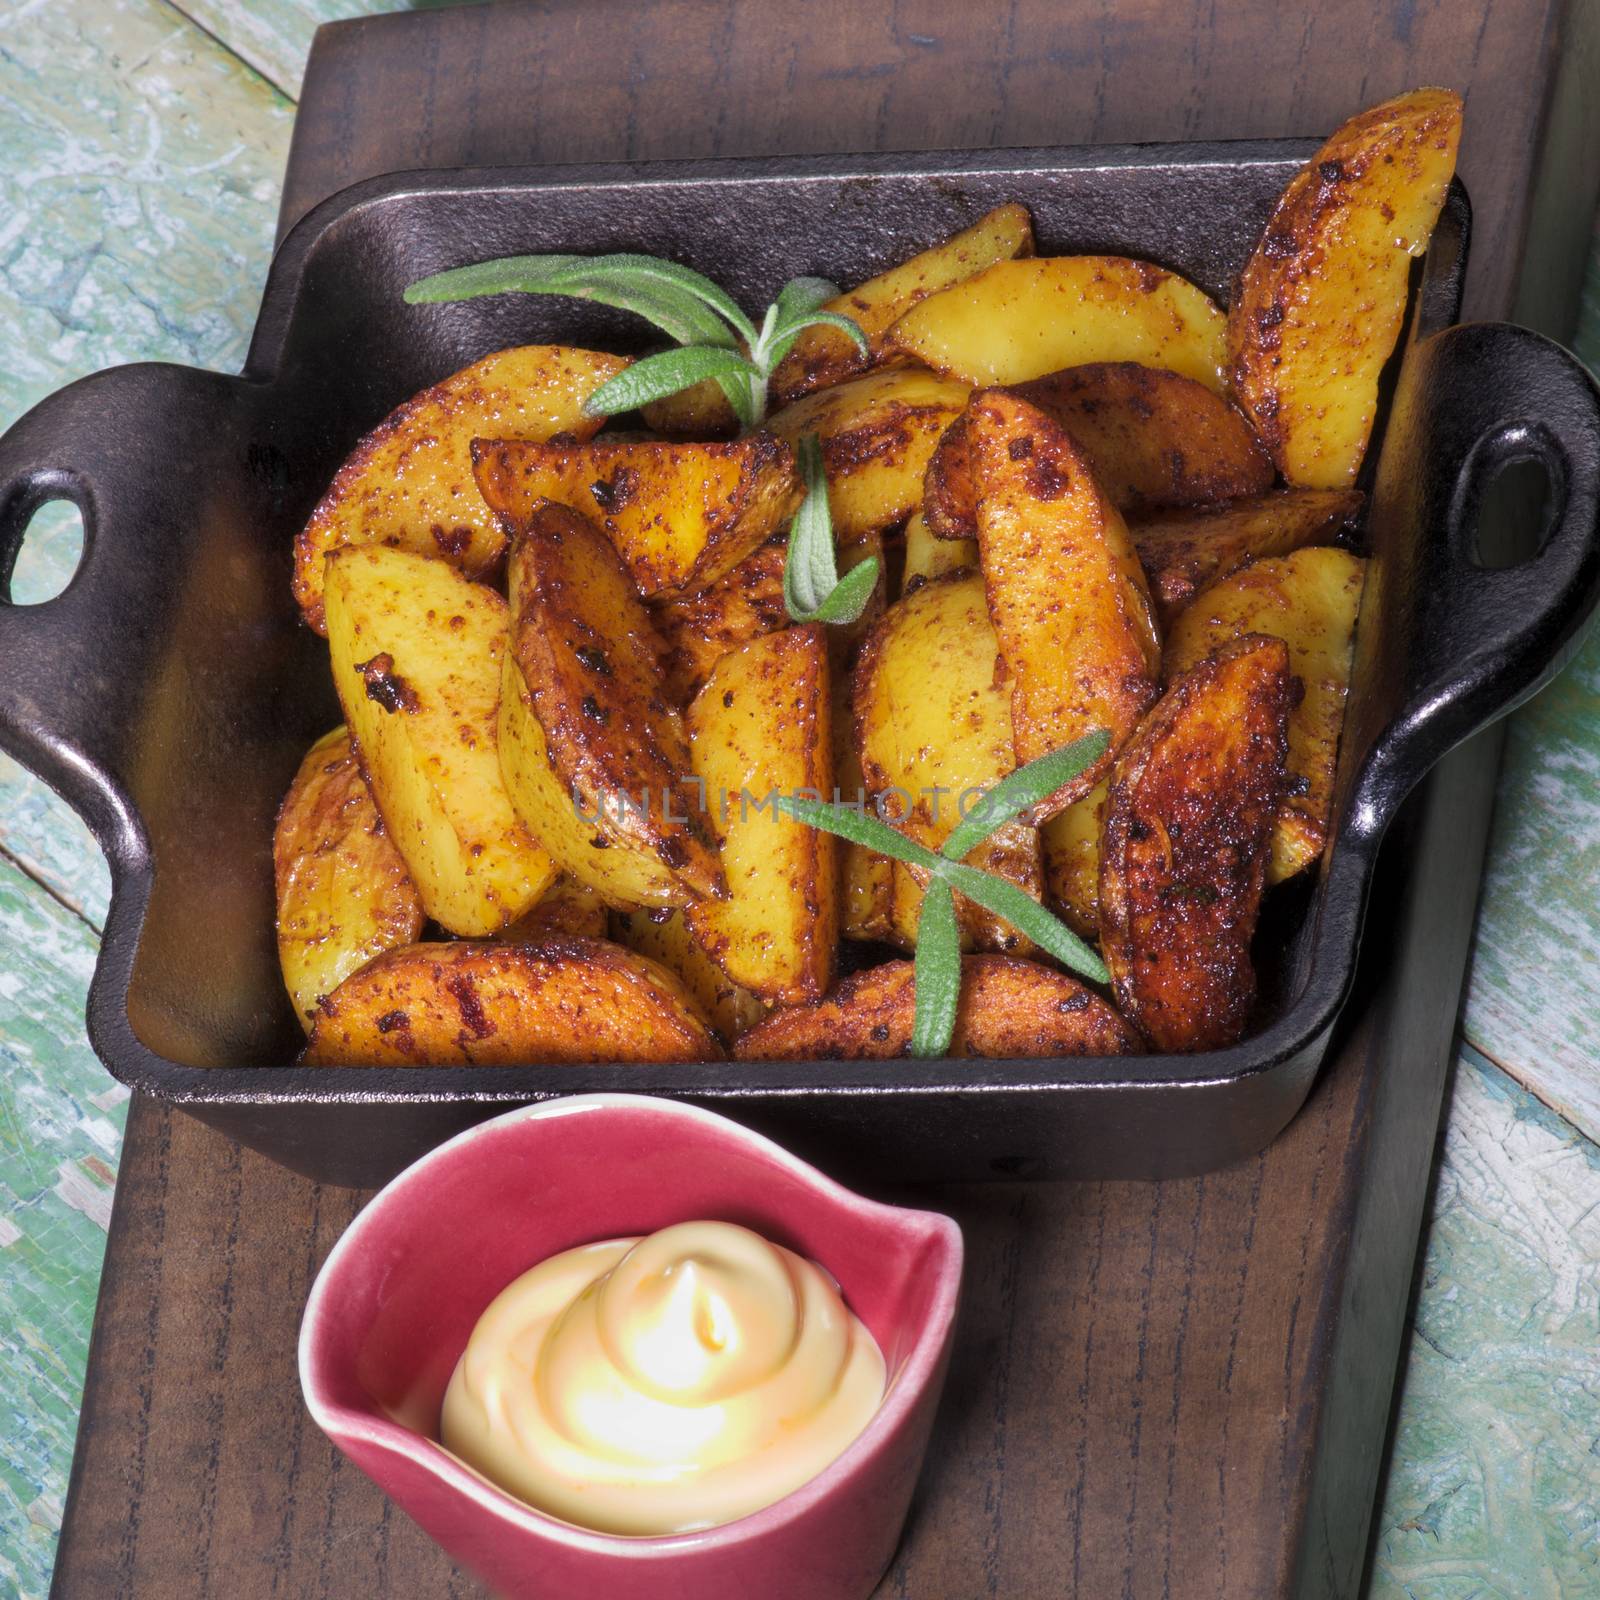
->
324, 547, 557, 936
685, 626, 838, 1003
497, 876, 609, 940
964, 390, 1161, 819
273, 726, 425, 1031
1131, 488, 1363, 628
924, 364, 1271, 539
1164, 548, 1366, 883
886, 257, 1228, 392
854, 572, 1043, 953
652, 535, 790, 705
487, 498, 725, 908
295, 346, 627, 634
1228, 88, 1462, 488
767, 369, 971, 539
1040, 778, 1108, 940
830, 645, 893, 942
902, 510, 977, 586
650, 529, 882, 708
735, 956, 1139, 1060
768, 203, 1035, 404
612, 908, 767, 1044
470, 434, 801, 598
1100, 635, 1292, 1051
302, 937, 721, 1065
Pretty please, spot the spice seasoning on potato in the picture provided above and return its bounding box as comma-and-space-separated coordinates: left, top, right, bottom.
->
735, 957, 1139, 1060
273, 726, 425, 1031
963, 389, 1161, 821
1227, 87, 1462, 488
1099, 634, 1292, 1052
484, 496, 726, 909
302, 937, 721, 1066
1164, 547, 1367, 883
294, 344, 628, 633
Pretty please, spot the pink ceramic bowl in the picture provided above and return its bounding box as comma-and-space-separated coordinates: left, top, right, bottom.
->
299, 1094, 963, 1600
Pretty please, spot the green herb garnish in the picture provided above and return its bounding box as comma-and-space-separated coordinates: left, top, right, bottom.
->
775, 729, 1112, 1056
782, 436, 880, 625
404, 252, 866, 429
406, 252, 875, 622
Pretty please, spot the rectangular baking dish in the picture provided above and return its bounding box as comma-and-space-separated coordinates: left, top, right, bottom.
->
2, 143, 1597, 1187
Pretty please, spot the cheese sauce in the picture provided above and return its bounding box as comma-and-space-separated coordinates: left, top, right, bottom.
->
440, 1220, 885, 1535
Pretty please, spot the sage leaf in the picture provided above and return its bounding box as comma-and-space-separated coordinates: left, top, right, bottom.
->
585, 346, 763, 421
939, 729, 1113, 863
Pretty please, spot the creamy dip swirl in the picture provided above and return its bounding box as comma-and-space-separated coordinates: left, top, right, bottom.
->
440, 1220, 886, 1535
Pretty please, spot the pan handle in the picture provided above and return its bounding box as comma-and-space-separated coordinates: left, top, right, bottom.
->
0, 363, 241, 866
1346, 320, 1600, 839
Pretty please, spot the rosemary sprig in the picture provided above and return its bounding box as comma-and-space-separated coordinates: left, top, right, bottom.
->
775, 730, 1112, 1055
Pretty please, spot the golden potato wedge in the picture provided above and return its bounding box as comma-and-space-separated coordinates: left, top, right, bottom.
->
1131, 488, 1363, 628
768, 203, 1035, 404
854, 572, 1042, 953
324, 547, 556, 936
496, 876, 608, 940
923, 364, 1271, 540
886, 257, 1228, 393
964, 390, 1160, 819
830, 649, 893, 943
488, 499, 726, 909
302, 937, 721, 1065
767, 369, 971, 539
639, 376, 740, 439
470, 433, 801, 598
1100, 635, 1292, 1051
735, 956, 1139, 1060
1164, 548, 1366, 882
273, 726, 425, 1031
685, 626, 837, 1003
294, 345, 628, 634
902, 509, 977, 586
1040, 778, 1107, 941
1228, 88, 1462, 488
612, 908, 767, 1043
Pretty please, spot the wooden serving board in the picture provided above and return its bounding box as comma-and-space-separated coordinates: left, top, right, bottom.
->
49, 3, 1600, 1596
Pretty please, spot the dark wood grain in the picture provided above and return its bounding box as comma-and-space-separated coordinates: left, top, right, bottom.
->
54, 3, 1599, 1597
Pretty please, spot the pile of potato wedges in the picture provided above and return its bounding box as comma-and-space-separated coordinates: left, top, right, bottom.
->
276, 88, 1461, 1066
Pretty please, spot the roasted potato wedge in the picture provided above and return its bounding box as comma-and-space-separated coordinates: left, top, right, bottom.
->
768, 203, 1035, 404
324, 547, 556, 936
902, 510, 977, 586
1131, 488, 1363, 628
964, 390, 1161, 819
854, 572, 1043, 953
303, 937, 721, 1065
1228, 88, 1462, 488
295, 345, 628, 634
1040, 778, 1108, 941
488, 499, 726, 908
639, 376, 740, 440
767, 369, 971, 539
613, 908, 767, 1043
685, 626, 837, 1002
831, 647, 893, 942
1100, 635, 1292, 1051
496, 876, 608, 940
1164, 548, 1366, 882
735, 956, 1139, 1060
924, 363, 1271, 539
886, 257, 1228, 393
652, 535, 790, 705
273, 726, 425, 1030
470, 434, 801, 598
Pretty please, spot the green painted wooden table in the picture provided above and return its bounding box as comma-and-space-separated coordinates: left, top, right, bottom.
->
1, 3, 1597, 1596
